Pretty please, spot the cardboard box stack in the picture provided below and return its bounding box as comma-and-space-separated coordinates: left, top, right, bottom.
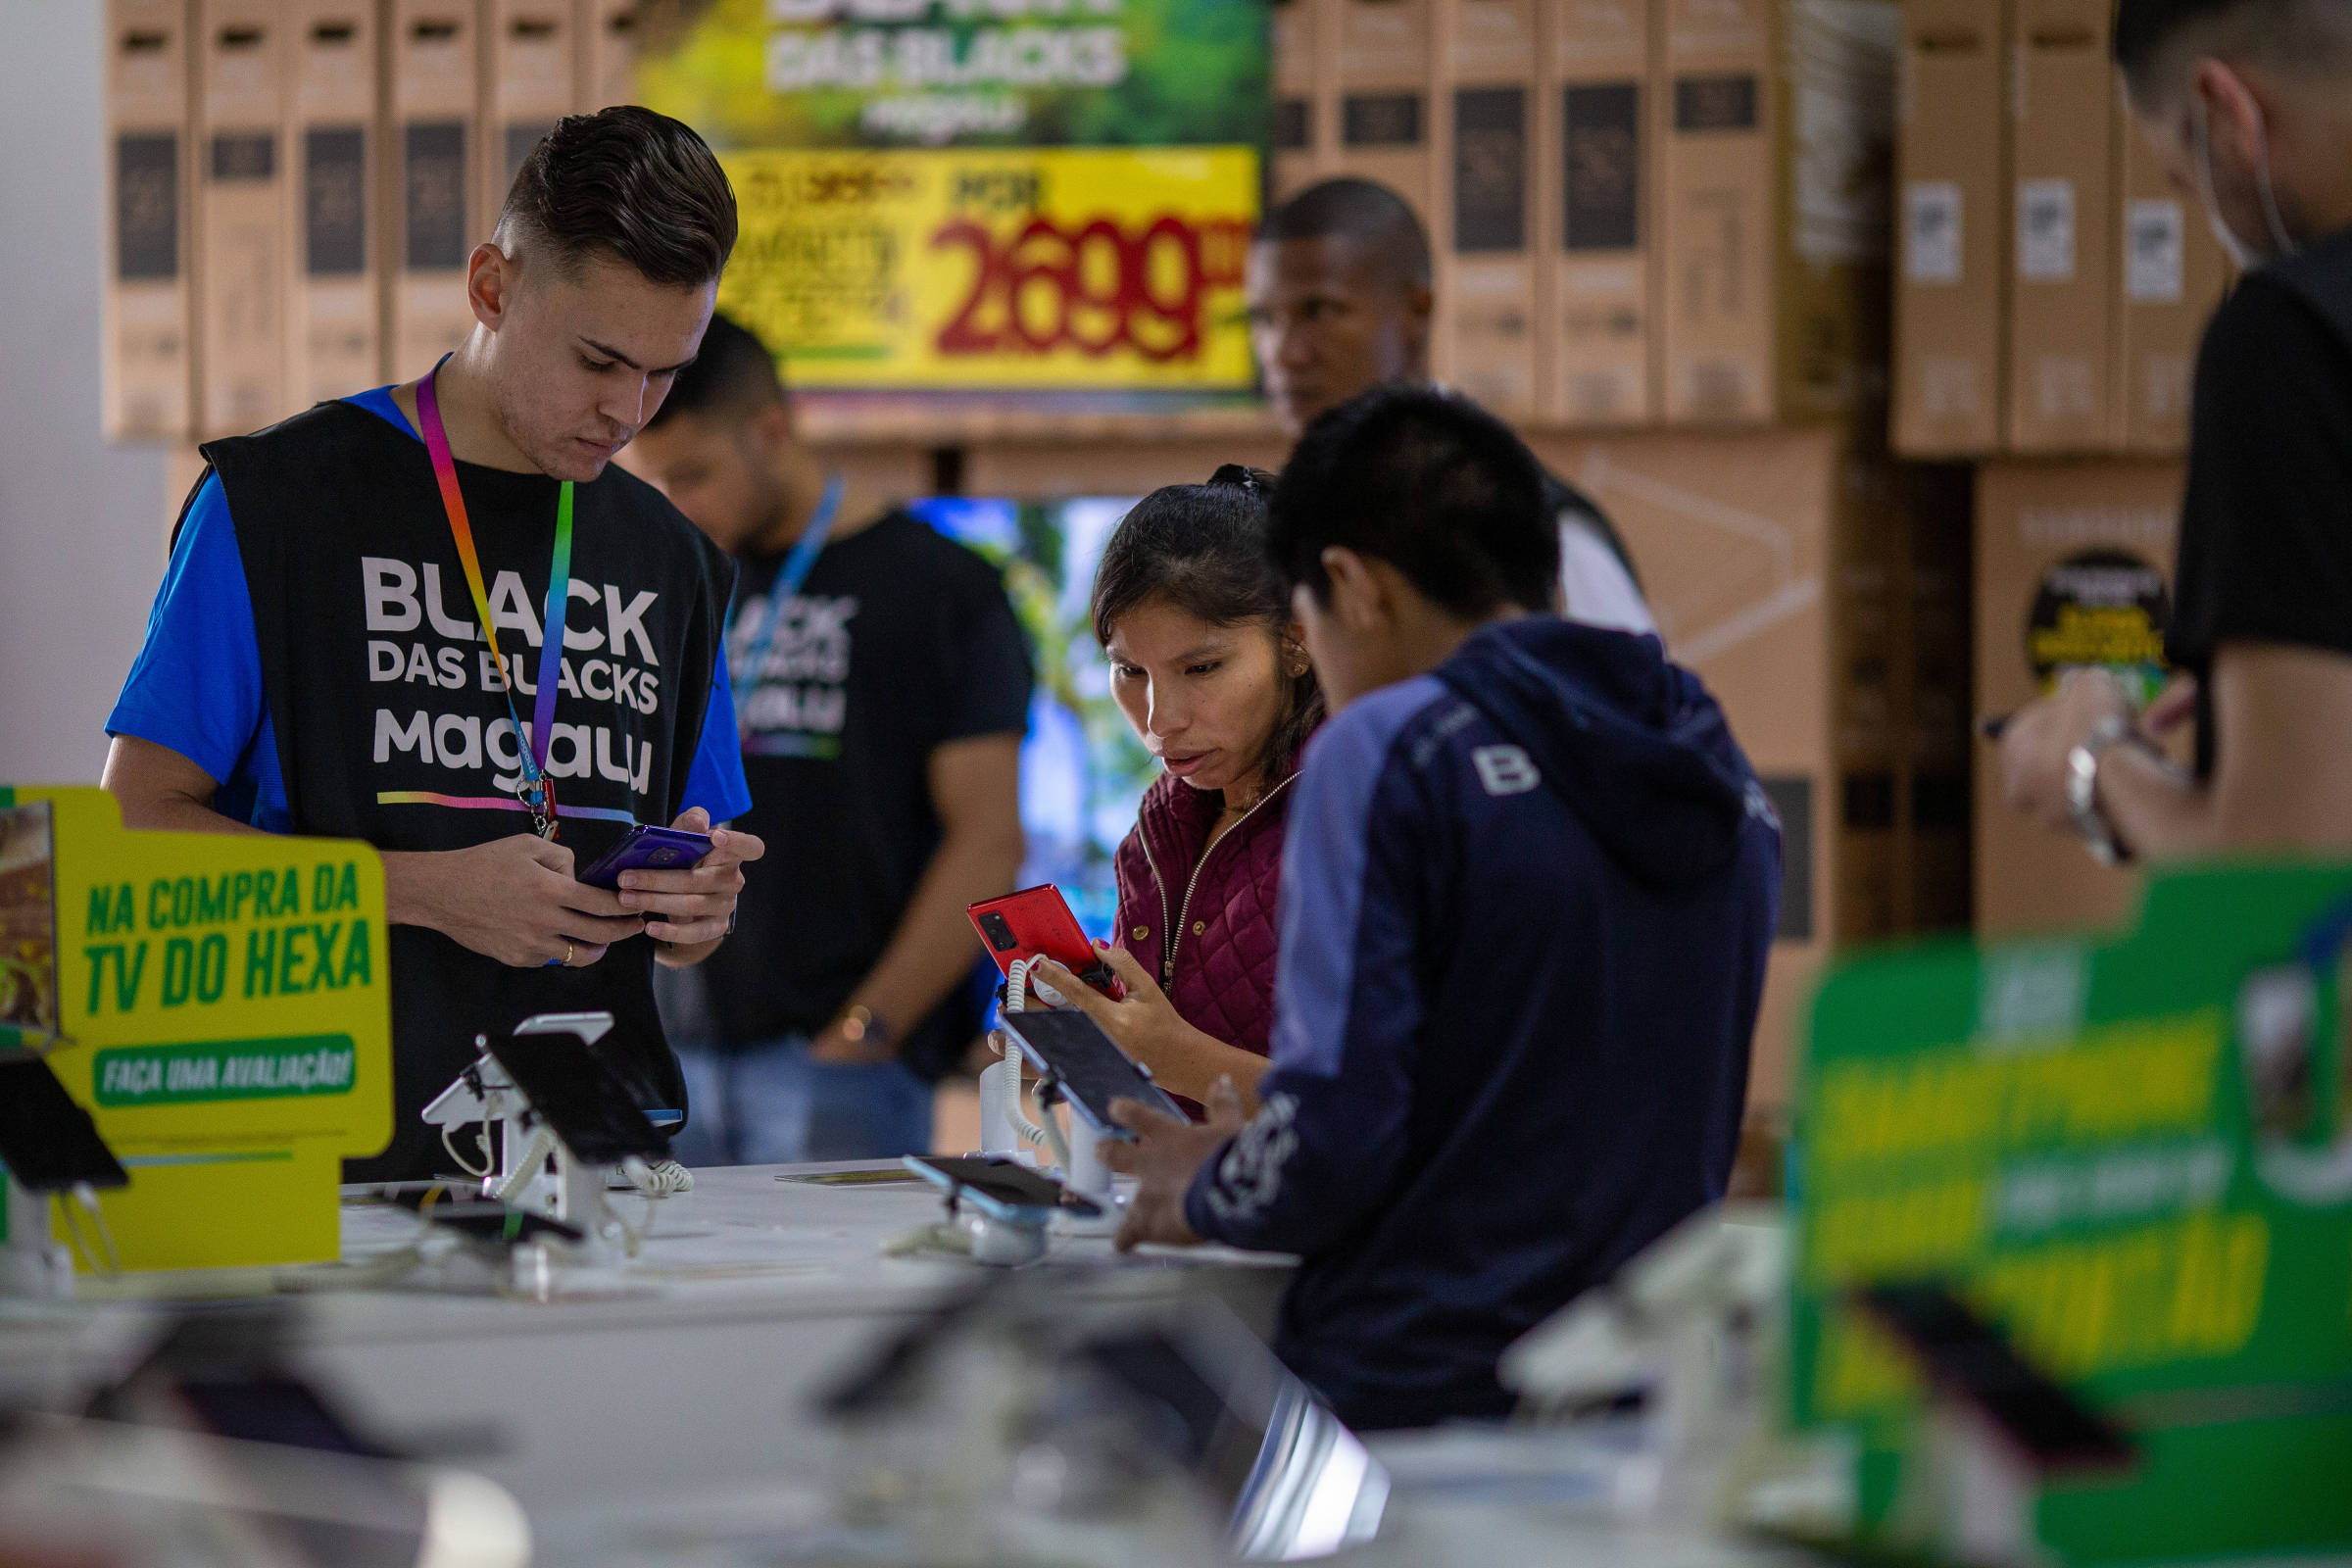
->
386, 1, 478, 383
104, 0, 196, 443
1891, 0, 2230, 460
1890, 0, 2003, 456
1653, 0, 1896, 424
481, 1, 573, 236
1270, 0, 1326, 198
1884, 0, 2223, 940
1542, 0, 1653, 426
107, 0, 636, 445
1334, 0, 1439, 220
576, 0, 639, 114
1436, 0, 1542, 419
288, 0, 380, 410
1276, 0, 1901, 431
197, 0, 291, 439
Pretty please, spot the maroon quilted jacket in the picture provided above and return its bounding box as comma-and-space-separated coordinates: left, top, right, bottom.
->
1109, 757, 1300, 1061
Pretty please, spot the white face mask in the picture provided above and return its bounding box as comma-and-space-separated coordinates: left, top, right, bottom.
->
2190, 89, 2299, 269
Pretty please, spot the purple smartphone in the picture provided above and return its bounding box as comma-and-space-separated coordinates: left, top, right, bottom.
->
576, 824, 713, 889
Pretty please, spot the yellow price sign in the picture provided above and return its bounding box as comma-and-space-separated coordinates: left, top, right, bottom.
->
717, 145, 1259, 391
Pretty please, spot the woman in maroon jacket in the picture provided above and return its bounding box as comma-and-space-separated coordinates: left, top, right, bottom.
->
1033, 466, 1322, 1111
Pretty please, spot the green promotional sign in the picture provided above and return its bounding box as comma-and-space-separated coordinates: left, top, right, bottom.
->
1791, 864, 2352, 1562
92, 1036, 359, 1106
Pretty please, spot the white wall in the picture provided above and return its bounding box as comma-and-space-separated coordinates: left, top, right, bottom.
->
0, 3, 171, 784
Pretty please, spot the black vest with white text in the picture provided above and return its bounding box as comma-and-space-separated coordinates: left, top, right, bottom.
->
198, 400, 735, 1180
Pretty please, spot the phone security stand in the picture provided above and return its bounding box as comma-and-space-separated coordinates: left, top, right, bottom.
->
419, 1011, 675, 1256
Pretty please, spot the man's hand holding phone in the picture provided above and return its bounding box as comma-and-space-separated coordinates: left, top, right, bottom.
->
385, 834, 646, 968
1102, 1075, 1250, 1251
615, 807, 765, 955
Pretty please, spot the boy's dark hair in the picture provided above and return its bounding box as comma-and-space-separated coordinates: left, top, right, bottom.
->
1258, 177, 1433, 290
2114, 0, 2352, 104
497, 107, 737, 286
1270, 386, 1557, 618
1093, 466, 1326, 783
646, 313, 785, 431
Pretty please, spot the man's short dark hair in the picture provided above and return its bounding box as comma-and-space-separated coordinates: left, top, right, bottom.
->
2114, 0, 2352, 105
1269, 386, 1557, 618
1258, 177, 1433, 291
497, 106, 737, 286
646, 313, 785, 431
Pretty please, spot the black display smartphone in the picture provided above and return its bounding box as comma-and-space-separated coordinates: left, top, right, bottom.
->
905, 1153, 1102, 1218
1857, 1282, 2133, 1471
996, 1009, 1188, 1140
483, 1032, 669, 1165
0, 1057, 127, 1192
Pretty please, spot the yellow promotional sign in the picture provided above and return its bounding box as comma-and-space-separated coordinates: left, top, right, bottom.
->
1, 786, 391, 1273
717, 145, 1259, 391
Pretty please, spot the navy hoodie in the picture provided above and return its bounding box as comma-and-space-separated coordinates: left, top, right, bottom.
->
1184, 615, 1780, 1431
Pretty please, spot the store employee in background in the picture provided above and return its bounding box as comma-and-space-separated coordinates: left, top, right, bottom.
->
2000, 0, 2352, 858
618, 316, 1033, 1163
100, 110, 760, 1181
1247, 177, 1656, 636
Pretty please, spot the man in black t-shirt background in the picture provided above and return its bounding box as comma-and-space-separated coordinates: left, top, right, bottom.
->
619, 316, 1032, 1162
2002, 0, 2352, 859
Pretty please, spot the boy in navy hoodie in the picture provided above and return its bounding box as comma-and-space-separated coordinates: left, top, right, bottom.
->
1109, 386, 1781, 1431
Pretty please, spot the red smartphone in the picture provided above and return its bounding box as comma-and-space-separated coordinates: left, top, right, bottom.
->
967, 884, 1121, 999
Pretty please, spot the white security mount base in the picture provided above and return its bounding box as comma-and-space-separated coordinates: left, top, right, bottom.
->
1054, 1126, 1121, 1238
419, 1011, 628, 1252
0, 1178, 72, 1299
965, 1211, 1051, 1266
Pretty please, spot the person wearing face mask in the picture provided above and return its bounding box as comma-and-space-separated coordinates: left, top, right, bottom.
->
1999, 0, 2352, 860
1247, 179, 1656, 637
1026, 467, 1324, 1111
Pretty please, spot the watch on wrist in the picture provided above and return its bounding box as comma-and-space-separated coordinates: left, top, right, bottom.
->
836, 1004, 893, 1047
2066, 713, 2137, 867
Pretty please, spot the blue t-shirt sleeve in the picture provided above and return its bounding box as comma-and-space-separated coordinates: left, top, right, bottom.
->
680, 656, 753, 823
106, 473, 266, 787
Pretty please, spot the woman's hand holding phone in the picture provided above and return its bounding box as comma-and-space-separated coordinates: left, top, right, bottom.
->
1031, 945, 1269, 1111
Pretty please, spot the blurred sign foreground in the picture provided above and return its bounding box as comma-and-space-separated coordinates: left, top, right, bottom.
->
1791, 863, 2352, 1562
636, 0, 1268, 400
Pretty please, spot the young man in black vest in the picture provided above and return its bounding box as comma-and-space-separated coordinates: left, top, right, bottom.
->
617, 317, 1032, 1163
101, 109, 764, 1180
1246, 178, 1655, 637
1999, 0, 2352, 859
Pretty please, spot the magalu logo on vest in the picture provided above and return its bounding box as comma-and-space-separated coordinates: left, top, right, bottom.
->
359, 555, 668, 808
732, 587, 858, 760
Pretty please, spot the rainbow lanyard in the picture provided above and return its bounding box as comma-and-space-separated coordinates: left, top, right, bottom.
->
416, 367, 573, 840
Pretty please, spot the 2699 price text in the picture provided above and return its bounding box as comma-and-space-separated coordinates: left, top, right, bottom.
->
931, 213, 1250, 363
